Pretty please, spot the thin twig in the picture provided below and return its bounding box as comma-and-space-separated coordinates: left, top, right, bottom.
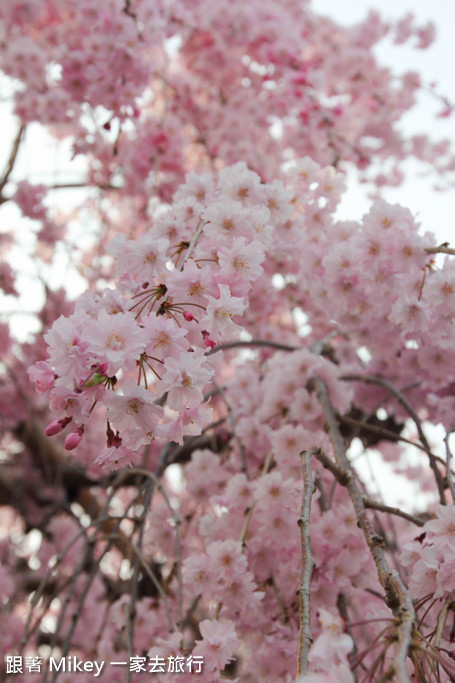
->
48, 483, 159, 683
212, 379, 248, 478
126, 480, 154, 683
207, 333, 345, 358
337, 593, 359, 683
346, 382, 420, 445
433, 595, 452, 647
269, 574, 293, 625
128, 469, 183, 628
313, 475, 329, 511
185, 219, 206, 262
0, 123, 25, 196
214, 451, 274, 621
444, 423, 455, 504
297, 449, 316, 676
19, 515, 112, 653
207, 339, 297, 356
341, 374, 446, 505
338, 413, 418, 450
362, 498, 425, 527
46, 543, 93, 683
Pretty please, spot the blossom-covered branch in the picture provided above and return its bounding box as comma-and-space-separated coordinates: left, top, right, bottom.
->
312, 377, 415, 682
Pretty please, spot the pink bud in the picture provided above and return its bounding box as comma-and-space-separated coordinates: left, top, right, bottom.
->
64, 426, 84, 451
45, 416, 72, 436
184, 311, 194, 321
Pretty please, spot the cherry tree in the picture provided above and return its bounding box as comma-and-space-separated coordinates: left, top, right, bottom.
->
1, 1, 455, 681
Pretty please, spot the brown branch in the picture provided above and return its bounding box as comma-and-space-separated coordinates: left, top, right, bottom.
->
312, 449, 424, 526
12, 422, 165, 610
337, 593, 359, 682
424, 245, 455, 256
341, 374, 446, 505
338, 412, 405, 446
127, 468, 183, 627
13, 421, 138, 561
362, 498, 425, 527
0, 181, 117, 205
207, 339, 298, 356
208, 333, 345, 358
212, 379, 248, 478
0, 123, 25, 198
48, 182, 115, 191
312, 377, 415, 683
444, 423, 455, 504
433, 595, 452, 648
268, 574, 293, 625
297, 449, 316, 676
156, 420, 229, 474
313, 475, 329, 512
127, 480, 153, 683
312, 446, 352, 485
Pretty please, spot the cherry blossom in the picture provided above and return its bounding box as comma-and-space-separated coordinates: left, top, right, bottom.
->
85, 309, 147, 376
2, 2, 455, 682
201, 284, 247, 342
192, 619, 239, 671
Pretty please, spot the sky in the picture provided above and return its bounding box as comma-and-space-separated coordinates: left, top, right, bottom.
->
313, 0, 455, 242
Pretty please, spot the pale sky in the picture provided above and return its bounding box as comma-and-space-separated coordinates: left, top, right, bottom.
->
314, 0, 455, 242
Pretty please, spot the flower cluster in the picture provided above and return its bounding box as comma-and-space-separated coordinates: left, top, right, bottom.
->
29, 164, 279, 464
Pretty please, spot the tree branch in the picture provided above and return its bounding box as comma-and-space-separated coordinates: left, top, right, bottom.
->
362, 498, 425, 527
425, 245, 455, 256
312, 377, 415, 683
212, 380, 248, 478
444, 423, 455, 504
207, 339, 297, 356
341, 374, 446, 505
0, 123, 25, 198
297, 449, 316, 676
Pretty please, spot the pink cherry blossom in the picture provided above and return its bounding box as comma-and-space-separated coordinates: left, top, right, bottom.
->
142, 314, 189, 361
424, 504, 455, 542
156, 351, 214, 411
85, 309, 146, 375
104, 379, 163, 435
201, 284, 246, 341
27, 360, 56, 394
193, 619, 239, 671
217, 237, 265, 285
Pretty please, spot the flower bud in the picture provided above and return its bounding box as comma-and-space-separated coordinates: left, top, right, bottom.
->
64, 426, 84, 451
45, 416, 72, 436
